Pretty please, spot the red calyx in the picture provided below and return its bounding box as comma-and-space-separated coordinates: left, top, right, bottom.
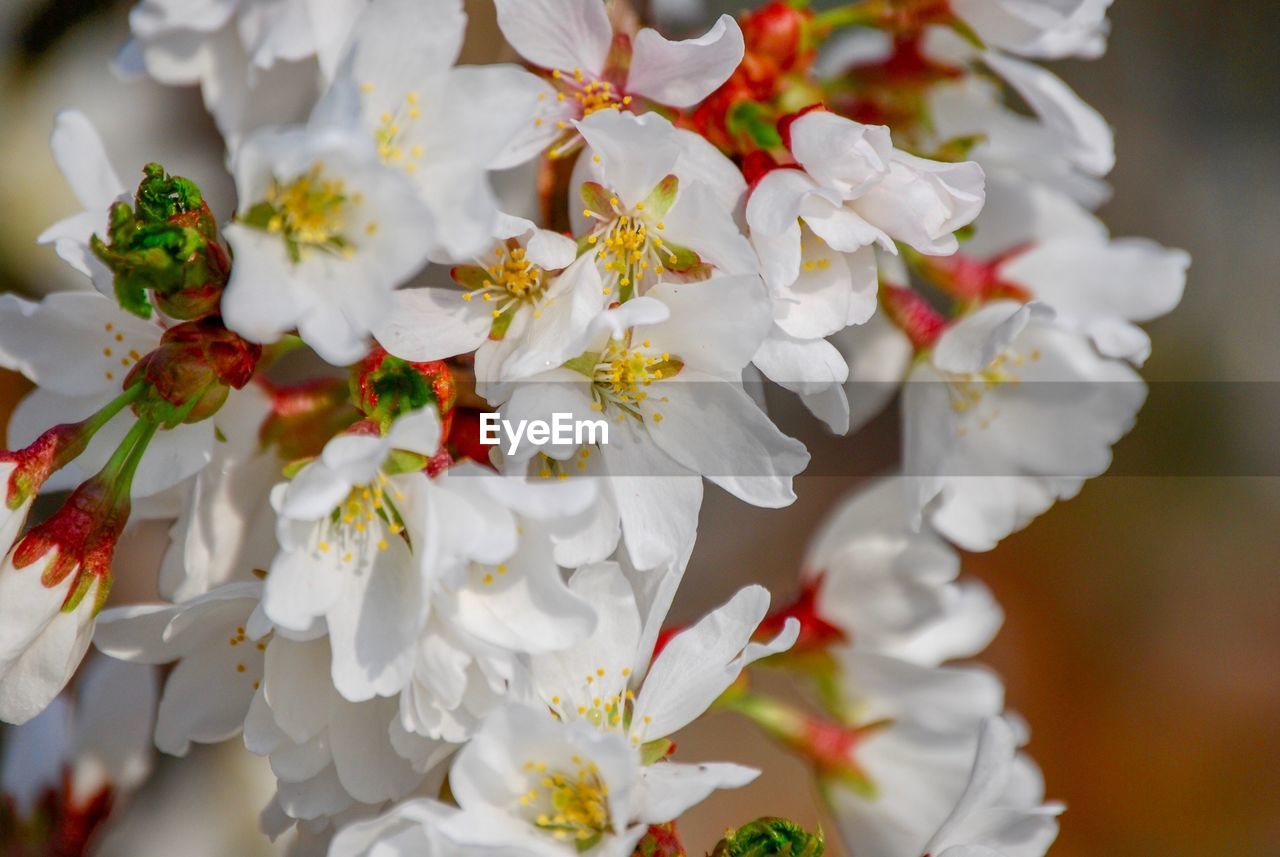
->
447, 408, 497, 470
126, 317, 262, 425
917, 246, 1035, 303
1, 422, 95, 509
755, 575, 846, 654
800, 715, 864, 776
630, 820, 686, 856
11, 476, 127, 612
881, 284, 948, 352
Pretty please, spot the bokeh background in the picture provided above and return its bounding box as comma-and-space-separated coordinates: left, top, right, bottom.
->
1, 1, 1277, 855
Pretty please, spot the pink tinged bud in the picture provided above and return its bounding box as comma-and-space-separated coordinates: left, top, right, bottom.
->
0, 544, 103, 725
0, 476, 128, 725
1, 419, 104, 513
917, 246, 1035, 303
881, 284, 948, 352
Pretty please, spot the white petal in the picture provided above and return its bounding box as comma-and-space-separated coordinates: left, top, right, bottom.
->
576, 111, 683, 208
328, 695, 424, 803
374, 287, 491, 363
789, 112, 892, 197
635, 761, 758, 824
626, 16, 745, 107
983, 50, 1114, 176
493, 0, 612, 74
632, 586, 796, 740
153, 629, 262, 755
50, 110, 125, 210
643, 276, 771, 376
931, 302, 1052, 375
0, 292, 160, 398
646, 376, 809, 507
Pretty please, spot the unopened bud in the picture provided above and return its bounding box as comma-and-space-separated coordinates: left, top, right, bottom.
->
710, 818, 825, 857
742, 2, 814, 74
352, 347, 456, 433
127, 317, 261, 427
90, 163, 229, 321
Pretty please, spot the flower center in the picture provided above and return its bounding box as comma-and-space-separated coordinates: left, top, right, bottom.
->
585, 210, 679, 300
315, 472, 406, 564
945, 349, 1041, 434
589, 341, 682, 421
458, 244, 551, 331
537, 69, 635, 159
576, 79, 623, 117
370, 88, 428, 175
258, 164, 355, 261
545, 664, 636, 730
520, 758, 613, 844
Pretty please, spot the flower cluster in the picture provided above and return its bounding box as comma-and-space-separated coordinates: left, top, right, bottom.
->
0, 1, 1186, 856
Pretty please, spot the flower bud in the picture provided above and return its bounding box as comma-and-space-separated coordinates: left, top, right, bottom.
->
880, 284, 947, 352
710, 817, 825, 857
127, 317, 261, 426
633, 821, 686, 856
741, 2, 814, 74
0, 476, 127, 724
351, 347, 456, 435
90, 163, 229, 321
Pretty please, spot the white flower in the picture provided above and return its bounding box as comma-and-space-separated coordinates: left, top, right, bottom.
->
923, 718, 1062, 857
261, 408, 443, 700
950, 0, 1113, 60
0, 292, 214, 497
961, 178, 1189, 366
495, 0, 743, 158
529, 562, 799, 748
749, 111, 985, 269
0, 488, 133, 725
498, 275, 809, 570
373, 217, 612, 382
36, 110, 128, 296
926, 64, 1112, 208
392, 465, 600, 741
441, 704, 650, 856
804, 478, 1002, 664
0, 657, 156, 817
821, 646, 1011, 857
262, 405, 601, 729
904, 301, 1146, 551
220, 117, 435, 366
96, 581, 434, 820
118, 0, 367, 143
244, 635, 435, 823
328, 800, 487, 857
745, 111, 983, 431
328, 0, 549, 258
569, 110, 758, 301
361, 562, 794, 856
94, 581, 271, 756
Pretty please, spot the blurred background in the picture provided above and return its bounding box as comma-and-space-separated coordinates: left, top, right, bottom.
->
1, 1, 1277, 855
